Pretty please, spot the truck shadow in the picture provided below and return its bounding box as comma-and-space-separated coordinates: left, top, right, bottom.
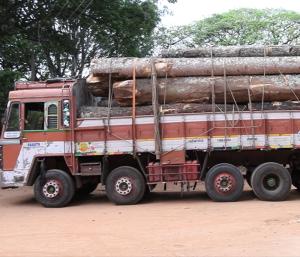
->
10, 188, 300, 207
143, 189, 256, 204
70, 188, 300, 206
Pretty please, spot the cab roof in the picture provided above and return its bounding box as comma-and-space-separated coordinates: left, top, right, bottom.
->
15, 78, 76, 90
10, 79, 76, 101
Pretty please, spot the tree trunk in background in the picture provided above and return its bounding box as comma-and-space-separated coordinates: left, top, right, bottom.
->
30, 52, 37, 81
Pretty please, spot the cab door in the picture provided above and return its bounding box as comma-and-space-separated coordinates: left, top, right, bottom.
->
1, 102, 22, 170
21, 101, 60, 171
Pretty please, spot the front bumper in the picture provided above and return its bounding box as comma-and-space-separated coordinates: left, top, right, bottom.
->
0, 170, 25, 188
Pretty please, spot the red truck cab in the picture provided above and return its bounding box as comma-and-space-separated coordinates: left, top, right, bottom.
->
0, 79, 75, 188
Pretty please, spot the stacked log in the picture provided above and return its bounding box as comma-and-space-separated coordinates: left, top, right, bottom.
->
80, 101, 300, 118
83, 45, 300, 117
160, 45, 300, 58
113, 75, 300, 106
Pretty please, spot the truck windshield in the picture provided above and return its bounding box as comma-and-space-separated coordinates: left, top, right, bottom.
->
6, 103, 20, 131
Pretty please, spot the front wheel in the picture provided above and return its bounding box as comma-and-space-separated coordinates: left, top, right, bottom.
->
105, 166, 146, 205
205, 163, 244, 202
34, 169, 75, 208
251, 162, 291, 201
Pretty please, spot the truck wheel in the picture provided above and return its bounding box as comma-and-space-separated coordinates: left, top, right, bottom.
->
77, 182, 98, 195
251, 162, 291, 201
105, 166, 145, 205
291, 171, 300, 191
34, 169, 75, 208
205, 163, 244, 202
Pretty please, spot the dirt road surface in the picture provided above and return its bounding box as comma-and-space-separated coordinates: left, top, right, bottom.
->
1, 185, 300, 257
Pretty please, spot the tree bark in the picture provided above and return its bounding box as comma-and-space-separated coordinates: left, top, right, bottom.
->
160, 45, 300, 58
86, 73, 111, 95
79, 101, 300, 118
111, 75, 300, 106
90, 57, 300, 80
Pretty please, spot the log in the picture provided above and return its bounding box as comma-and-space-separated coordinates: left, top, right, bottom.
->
90, 57, 300, 80
79, 101, 300, 118
80, 103, 229, 117
86, 73, 111, 95
160, 45, 300, 58
112, 75, 300, 106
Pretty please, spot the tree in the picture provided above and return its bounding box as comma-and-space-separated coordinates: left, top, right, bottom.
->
192, 9, 300, 46
153, 25, 194, 53
155, 9, 300, 51
0, 0, 168, 80
0, 70, 20, 122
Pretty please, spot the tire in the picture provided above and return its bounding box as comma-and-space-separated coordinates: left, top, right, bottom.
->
76, 182, 98, 195
105, 166, 146, 205
34, 169, 75, 208
291, 170, 300, 191
205, 163, 244, 202
251, 162, 291, 201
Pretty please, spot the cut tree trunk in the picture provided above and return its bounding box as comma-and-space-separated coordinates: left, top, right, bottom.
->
90, 57, 300, 80
86, 73, 111, 95
160, 45, 300, 58
79, 101, 300, 118
112, 75, 300, 106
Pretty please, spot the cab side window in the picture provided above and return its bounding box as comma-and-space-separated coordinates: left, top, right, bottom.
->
6, 103, 20, 131
46, 103, 58, 129
24, 103, 44, 130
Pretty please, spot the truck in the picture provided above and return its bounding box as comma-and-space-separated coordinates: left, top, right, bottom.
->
0, 77, 299, 207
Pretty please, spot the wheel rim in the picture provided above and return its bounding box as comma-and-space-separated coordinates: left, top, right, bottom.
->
42, 180, 61, 198
262, 174, 280, 191
115, 177, 132, 196
214, 172, 236, 194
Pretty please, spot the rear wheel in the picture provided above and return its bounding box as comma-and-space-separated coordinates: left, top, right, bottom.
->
34, 169, 75, 208
205, 163, 244, 202
106, 166, 145, 205
251, 162, 291, 201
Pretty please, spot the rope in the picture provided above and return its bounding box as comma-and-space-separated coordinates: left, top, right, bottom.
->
106, 59, 113, 133
151, 59, 161, 160
132, 60, 137, 157
223, 60, 228, 149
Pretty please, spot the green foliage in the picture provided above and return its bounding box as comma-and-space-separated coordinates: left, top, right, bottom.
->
92, 0, 160, 57
156, 8, 300, 50
0, 0, 165, 80
154, 25, 194, 51
192, 9, 300, 46
0, 70, 20, 121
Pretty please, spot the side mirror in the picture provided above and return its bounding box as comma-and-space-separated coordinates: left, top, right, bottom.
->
62, 100, 70, 127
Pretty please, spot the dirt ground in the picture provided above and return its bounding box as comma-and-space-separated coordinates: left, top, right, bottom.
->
1, 185, 300, 257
